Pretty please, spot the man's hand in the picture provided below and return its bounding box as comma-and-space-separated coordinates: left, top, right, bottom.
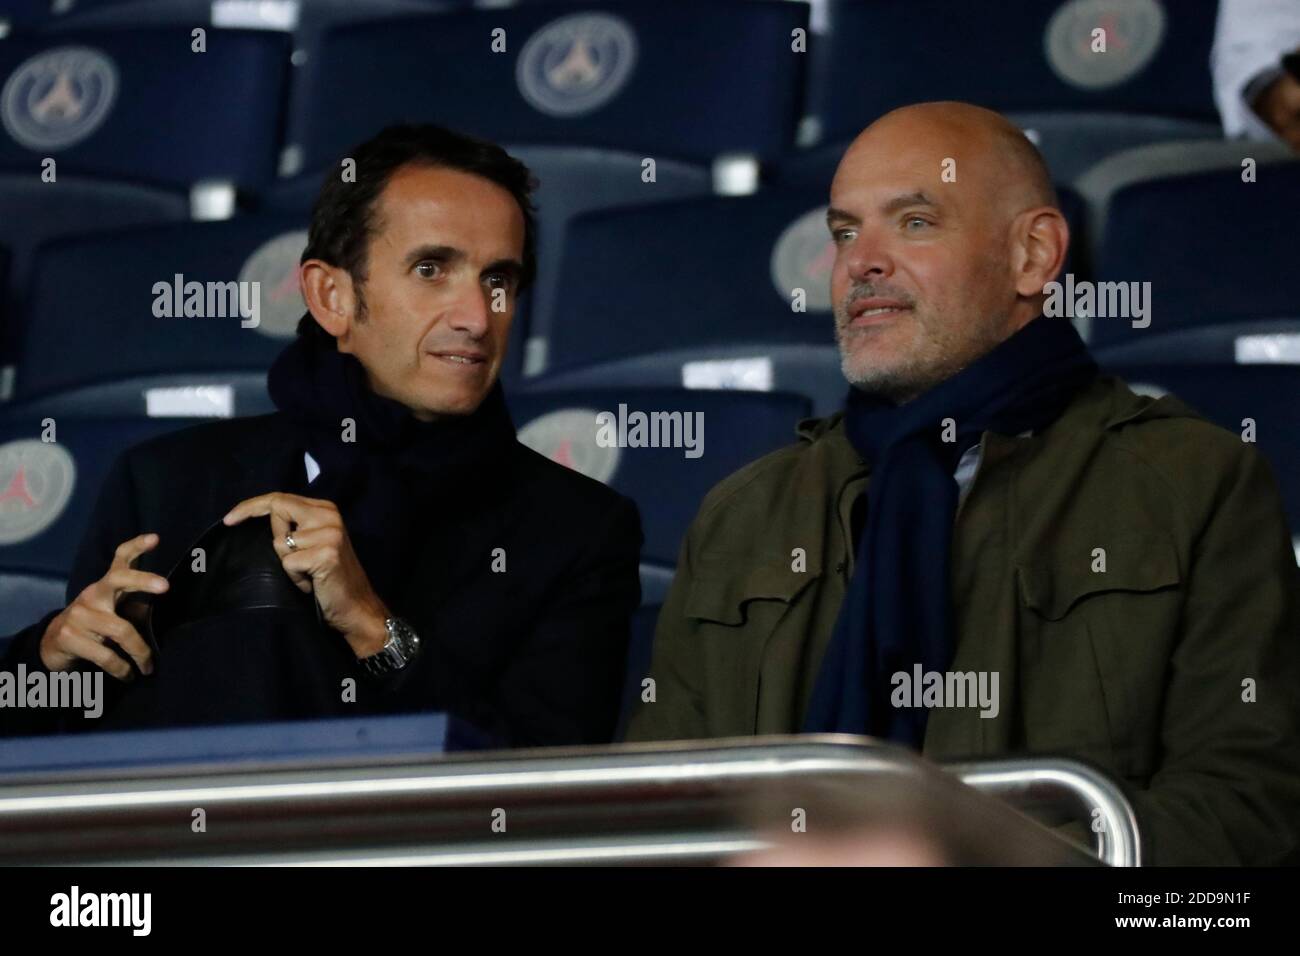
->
39, 532, 166, 678
1254, 69, 1300, 152
222, 493, 391, 658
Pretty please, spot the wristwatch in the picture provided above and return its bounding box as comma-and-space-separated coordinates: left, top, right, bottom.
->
358, 616, 421, 676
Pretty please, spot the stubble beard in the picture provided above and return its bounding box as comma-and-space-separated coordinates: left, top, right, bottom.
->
836, 305, 1010, 405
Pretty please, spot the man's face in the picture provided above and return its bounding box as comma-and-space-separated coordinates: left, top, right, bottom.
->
335, 164, 525, 420
827, 129, 1018, 403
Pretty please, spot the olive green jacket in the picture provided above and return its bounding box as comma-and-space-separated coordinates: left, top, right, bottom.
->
624, 375, 1300, 866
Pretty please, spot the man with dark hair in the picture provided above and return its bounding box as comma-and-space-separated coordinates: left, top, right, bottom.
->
1, 124, 642, 746
625, 102, 1300, 866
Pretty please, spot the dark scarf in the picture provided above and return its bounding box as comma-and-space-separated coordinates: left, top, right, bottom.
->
266, 332, 517, 612
802, 317, 1098, 745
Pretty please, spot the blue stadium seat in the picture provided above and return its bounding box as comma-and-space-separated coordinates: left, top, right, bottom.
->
802, 0, 1221, 182
1092, 163, 1300, 361
614, 601, 659, 741
533, 189, 865, 413
0, 570, 65, 643
286, 1, 807, 172
508, 387, 810, 574
0, 173, 188, 365
0, 27, 290, 188
1104, 364, 1300, 550
10, 217, 311, 416
498, 145, 713, 377
0, 409, 207, 587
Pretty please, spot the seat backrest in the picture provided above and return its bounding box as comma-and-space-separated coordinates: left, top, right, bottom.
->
0, 570, 65, 642
548, 189, 837, 374
1094, 162, 1300, 349
14, 217, 310, 405
0, 410, 208, 578
510, 387, 810, 567
286, 1, 807, 171
806, 0, 1219, 148
614, 601, 661, 741
0, 27, 290, 187
0, 173, 188, 359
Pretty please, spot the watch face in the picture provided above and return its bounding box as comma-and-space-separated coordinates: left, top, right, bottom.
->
388, 619, 419, 662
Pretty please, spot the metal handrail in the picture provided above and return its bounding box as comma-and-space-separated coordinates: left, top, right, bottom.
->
0, 735, 1139, 865
945, 758, 1141, 867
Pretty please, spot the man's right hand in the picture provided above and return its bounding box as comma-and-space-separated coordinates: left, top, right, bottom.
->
39, 533, 168, 679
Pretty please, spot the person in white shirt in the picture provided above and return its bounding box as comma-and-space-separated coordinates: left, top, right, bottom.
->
1211, 0, 1300, 151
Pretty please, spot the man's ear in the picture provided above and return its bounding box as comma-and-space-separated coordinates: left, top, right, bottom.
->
300, 259, 356, 340
1010, 207, 1070, 297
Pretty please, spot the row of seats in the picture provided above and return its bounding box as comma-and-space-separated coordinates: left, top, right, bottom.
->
1, 0, 1223, 183
0, 0, 1234, 355
2, 159, 1295, 417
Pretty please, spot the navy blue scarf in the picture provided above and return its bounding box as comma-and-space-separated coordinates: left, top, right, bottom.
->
266, 332, 517, 611
802, 317, 1098, 745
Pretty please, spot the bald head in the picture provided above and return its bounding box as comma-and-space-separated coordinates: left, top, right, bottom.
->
841, 101, 1057, 222
826, 101, 1069, 403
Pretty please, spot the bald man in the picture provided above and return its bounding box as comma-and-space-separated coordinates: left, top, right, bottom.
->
625, 102, 1300, 867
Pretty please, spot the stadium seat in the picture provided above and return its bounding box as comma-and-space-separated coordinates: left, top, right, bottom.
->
534, 189, 868, 414
1074, 138, 1295, 282
10, 217, 311, 416
0, 173, 188, 367
1091, 162, 1300, 361
0, 27, 290, 188
614, 601, 660, 741
504, 145, 714, 376
0, 408, 208, 588
0, 570, 65, 644
285, 1, 807, 172
508, 386, 810, 574
1104, 364, 1300, 556
802, 0, 1221, 182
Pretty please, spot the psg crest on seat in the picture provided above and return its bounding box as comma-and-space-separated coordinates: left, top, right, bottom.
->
1, 46, 118, 151
516, 13, 638, 118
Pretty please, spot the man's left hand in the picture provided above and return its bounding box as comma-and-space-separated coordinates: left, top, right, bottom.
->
222, 493, 390, 658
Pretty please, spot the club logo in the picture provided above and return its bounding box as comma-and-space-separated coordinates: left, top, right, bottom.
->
517, 408, 621, 484
1045, 0, 1166, 90
237, 230, 308, 338
1, 47, 118, 150
516, 13, 638, 117
771, 206, 835, 313
0, 440, 76, 545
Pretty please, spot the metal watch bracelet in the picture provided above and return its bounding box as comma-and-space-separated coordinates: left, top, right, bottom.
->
358, 616, 421, 676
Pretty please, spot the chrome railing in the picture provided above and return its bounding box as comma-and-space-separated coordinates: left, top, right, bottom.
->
0, 735, 1138, 866
945, 758, 1141, 867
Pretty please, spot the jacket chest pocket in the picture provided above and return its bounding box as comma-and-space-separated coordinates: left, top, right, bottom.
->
685, 555, 823, 626
684, 553, 825, 733
1014, 534, 1183, 778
